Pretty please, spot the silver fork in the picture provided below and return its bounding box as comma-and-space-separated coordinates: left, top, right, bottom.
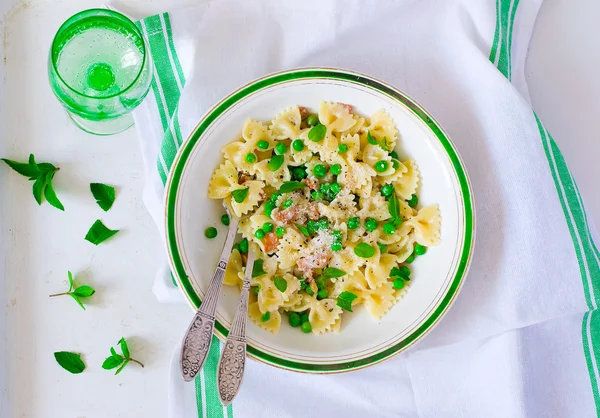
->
217, 249, 256, 405
180, 205, 239, 382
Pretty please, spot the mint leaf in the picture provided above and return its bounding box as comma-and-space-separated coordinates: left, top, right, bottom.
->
308, 123, 326, 142
322, 267, 347, 279
110, 347, 118, 358
54, 351, 85, 374
44, 172, 64, 211
32, 175, 47, 205
67, 271, 74, 292
69, 294, 86, 310
337, 291, 358, 312
90, 183, 116, 211
102, 355, 123, 370
388, 193, 400, 225
231, 187, 249, 203
1, 155, 40, 177
296, 224, 310, 236
268, 155, 285, 172
115, 359, 130, 375
279, 181, 306, 194
72, 285, 95, 298
85, 220, 119, 245
354, 243, 375, 258
273, 276, 287, 292
251, 259, 266, 278
118, 337, 130, 358
367, 130, 378, 145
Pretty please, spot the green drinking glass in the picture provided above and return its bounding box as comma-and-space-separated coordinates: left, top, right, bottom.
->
48, 9, 152, 135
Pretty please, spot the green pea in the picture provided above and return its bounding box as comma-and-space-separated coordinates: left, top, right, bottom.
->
261, 311, 271, 322
347, 217, 360, 230
204, 227, 217, 239
393, 278, 405, 289
332, 230, 343, 241
257, 140, 269, 149
263, 222, 274, 233
316, 277, 326, 290
319, 183, 330, 193
365, 218, 378, 232
300, 313, 309, 323
276, 226, 286, 237
291, 166, 308, 181
274, 143, 287, 155
375, 160, 389, 172
317, 218, 329, 230
239, 238, 249, 253
232, 243, 240, 252
390, 150, 399, 159
317, 289, 328, 300
377, 243, 387, 253
381, 184, 394, 197
306, 114, 319, 126
255, 229, 265, 239
408, 194, 419, 208
392, 160, 400, 170
307, 220, 318, 234
301, 321, 312, 333
289, 312, 301, 327
399, 266, 411, 278
305, 286, 314, 296
383, 222, 396, 235
405, 253, 415, 264
331, 242, 342, 252
338, 144, 348, 153
311, 190, 323, 200
313, 164, 327, 178
245, 153, 257, 163
270, 192, 281, 202
283, 199, 293, 209
252, 286, 260, 295
265, 201, 276, 218
414, 244, 427, 255
221, 214, 230, 226
330, 164, 342, 175
330, 182, 342, 195
292, 139, 305, 152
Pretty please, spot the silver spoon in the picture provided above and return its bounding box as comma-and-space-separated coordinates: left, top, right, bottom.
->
180, 205, 239, 382
217, 249, 256, 405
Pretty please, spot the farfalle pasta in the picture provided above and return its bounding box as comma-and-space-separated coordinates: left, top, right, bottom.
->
207, 102, 441, 335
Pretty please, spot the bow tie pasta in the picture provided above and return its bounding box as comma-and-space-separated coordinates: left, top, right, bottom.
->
207, 102, 441, 335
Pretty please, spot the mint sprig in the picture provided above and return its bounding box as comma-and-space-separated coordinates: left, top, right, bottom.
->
102, 337, 144, 374
49, 271, 95, 310
2, 154, 64, 210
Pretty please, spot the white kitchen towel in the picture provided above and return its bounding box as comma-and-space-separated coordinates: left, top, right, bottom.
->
128, 1, 600, 417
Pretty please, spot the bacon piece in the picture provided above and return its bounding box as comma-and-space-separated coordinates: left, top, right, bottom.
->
263, 232, 279, 254
273, 206, 298, 224
307, 203, 320, 221
238, 173, 249, 184
305, 177, 319, 190
337, 103, 353, 113
296, 251, 329, 280
298, 106, 310, 119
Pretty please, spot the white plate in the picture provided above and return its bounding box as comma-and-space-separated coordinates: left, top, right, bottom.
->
165, 68, 475, 373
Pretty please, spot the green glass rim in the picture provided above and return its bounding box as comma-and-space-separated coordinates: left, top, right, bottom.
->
50, 8, 147, 100
165, 67, 475, 373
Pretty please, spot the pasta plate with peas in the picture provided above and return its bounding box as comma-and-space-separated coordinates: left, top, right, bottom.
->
207, 102, 441, 335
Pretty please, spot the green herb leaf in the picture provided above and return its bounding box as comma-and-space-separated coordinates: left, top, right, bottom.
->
85, 220, 119, 245
37, 162, 57, 174
354, 243, 375, 258
273, 276, 287, 292
72, 285, 95, 298
44, 172, 64, 211
115, 359, 130, 375
380, 137, 392, 151
70, 294, 86, 310
102, 355, 124, 370
251, 259, 266, 278
296, 224, 310, 236
118, 337, 130, 358
279, 181, 306, 194
54, 351, 86, 374
367, 130, 378, 145
308, 123, 327, 142
1, 155, 40, 178
231, 187, 249, 203
388, 193, 400, 222
67, 271, 74, 292
90, 183, 116, 211
32, 175, 47, 205
337, 291, 358, 312
322, 267, 347, 279
268, 155, 285, 172
110, 347, 118, 358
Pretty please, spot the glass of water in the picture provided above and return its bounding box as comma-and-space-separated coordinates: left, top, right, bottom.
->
48, 9, 152, 135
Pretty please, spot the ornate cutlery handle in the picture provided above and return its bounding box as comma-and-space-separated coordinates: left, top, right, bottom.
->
180, 218, 239, 382
217, 251, 255, 405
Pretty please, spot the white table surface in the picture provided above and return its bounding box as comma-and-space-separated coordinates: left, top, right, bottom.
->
0, 0, 598, 417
